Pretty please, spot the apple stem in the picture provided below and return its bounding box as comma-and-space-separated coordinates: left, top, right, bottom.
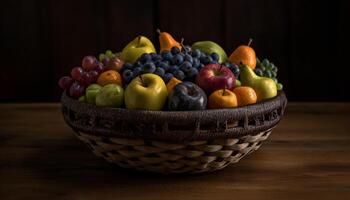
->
156, 29, 161, 35
139, 75, 145, 87
248, 38, 253, 46
137, 36, 141, 47
223, 87, 226, 96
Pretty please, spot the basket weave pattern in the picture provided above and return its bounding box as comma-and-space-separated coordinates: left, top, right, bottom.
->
62, 91, 287, 174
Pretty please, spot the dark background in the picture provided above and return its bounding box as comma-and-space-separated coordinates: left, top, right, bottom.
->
1, 0, 349, 102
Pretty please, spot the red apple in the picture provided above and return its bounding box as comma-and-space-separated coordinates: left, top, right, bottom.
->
196, 64, 236, 94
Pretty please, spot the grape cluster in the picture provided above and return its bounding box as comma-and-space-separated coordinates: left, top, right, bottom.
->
255, 58, 283, 90
120, 46, 221, 84
58, 56, 106, 99
223, 62, 240, 78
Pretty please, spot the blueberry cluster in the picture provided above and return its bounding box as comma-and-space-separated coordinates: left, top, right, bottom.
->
121, 46, 221, 84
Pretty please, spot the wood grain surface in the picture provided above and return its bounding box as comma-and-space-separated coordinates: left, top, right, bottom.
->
1, 103, 350, 200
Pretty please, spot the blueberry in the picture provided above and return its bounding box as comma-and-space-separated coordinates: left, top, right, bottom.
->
141, 62, 156, 73
154, 60, 162, 67
152, 54, 162, 61
179, 61, 192, 72
191, 49, 201, 58
210, 53, 220, 61
192, 58, 200, 68
169, 65, 179, 73
171, 47, 180, 55
121, 63, 133, 72
200, 56, 213, 65
133, 61, 143, 68
163, 73, 174, 83
173, 70, 185, 80
149, 53, 157, 58
154, 67, 165, 77
132, 67, 142, 76
172, 54, 184, 65
139, 53, 152, 63
122, 69, 134, 83
161, 50, 173, 61
159, 62, 170, 71
230, 64, 240, 77
186, 67, 199, 79
184, 54, 193, 63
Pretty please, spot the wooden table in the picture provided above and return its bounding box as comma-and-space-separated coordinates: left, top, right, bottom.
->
1, 103, 350, 200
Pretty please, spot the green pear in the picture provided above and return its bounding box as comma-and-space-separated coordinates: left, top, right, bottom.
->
86, 84, 102, 104
192, 41, 228, 63
120, 36, 156, 63
240, 65, 277, 101
95, 84, 124, 107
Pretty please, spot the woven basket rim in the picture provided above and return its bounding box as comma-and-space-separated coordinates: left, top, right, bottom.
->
61, 90, 286, 116
61, 91, 287, 141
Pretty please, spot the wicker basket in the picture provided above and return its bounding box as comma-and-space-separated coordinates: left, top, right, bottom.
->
61, 91, 287, 174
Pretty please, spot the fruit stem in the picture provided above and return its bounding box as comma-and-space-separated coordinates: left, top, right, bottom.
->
180, 38, 186, 52
156, 29, 161, 35
248, 38, 253, 46
137, 36, 141, 47
139, 75, 145, 87
223, 87, 226, 96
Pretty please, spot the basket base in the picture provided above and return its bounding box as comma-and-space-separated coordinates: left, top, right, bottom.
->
73, 127, 274, 174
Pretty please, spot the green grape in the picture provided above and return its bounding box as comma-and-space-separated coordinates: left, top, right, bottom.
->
272, 78, 278, 83
271, 71, 277, 78
79, 95, 86, 102
265, 71, 272, 78
259, 65, 266, 71
105, 50, 114, 58
277, 83, 283, 90
262, 59, 269, 66
99, 53, 106, 62
256, 57, 261, 64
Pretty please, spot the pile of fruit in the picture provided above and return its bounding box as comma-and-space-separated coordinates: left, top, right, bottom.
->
58, 30, 283, 111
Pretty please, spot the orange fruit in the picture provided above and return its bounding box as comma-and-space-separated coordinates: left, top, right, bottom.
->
208, 89, 238, 109
97, 70, 122, 86
228, 39, 256, 69
166, 77, 182, 93
233, 86, 257, 106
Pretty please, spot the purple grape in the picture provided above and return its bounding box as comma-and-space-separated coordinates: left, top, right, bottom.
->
71, 67, 84, 81
95, 62, 105, 74
82, 56, 97, 71
88, 71, 99, 83
79, 72, 91, 86
69, 82, 85, 99
58, 76, 74, 90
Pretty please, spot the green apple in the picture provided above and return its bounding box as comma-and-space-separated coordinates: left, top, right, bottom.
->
95, 84, 124, 107
86, 84, 102, 104
120, 36, 156, 63
125, 73, 167, 110
192, 41, 228, 63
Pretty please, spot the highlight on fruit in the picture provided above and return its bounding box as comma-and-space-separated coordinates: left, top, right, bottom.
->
58, 30, 283, 110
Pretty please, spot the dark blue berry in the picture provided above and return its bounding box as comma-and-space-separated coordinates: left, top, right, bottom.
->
163, 73, 174, 83
200, 56, 213, 65
152, 54, 162, 61
141, 62, 156, 73
171, 54, 184, 65
132, 67, 142, 76
191, 49, 201, 58
161, 50, 173, 61
173, 70, 185, 80
159, 62, 170, 71
122, 69, 134, 83
192, 58, 200, 68
121, 63, 133, 72
210, 53, 220, 61
184, 54, 193, 63
179, 61, 192, 72
154, 67, 165, 77
139, 53, 152, 63
171, 46, 180, 55
149, 53, 157, 58
169, 65, 179, 73
186, 67, 199, 79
